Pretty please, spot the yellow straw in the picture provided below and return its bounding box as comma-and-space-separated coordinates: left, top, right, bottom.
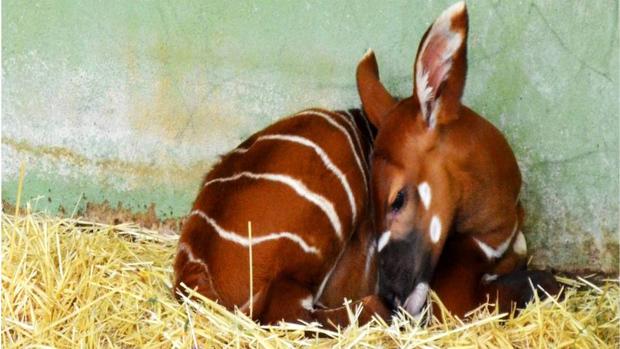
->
14, 162, 25, 216
2, 210, 618, 348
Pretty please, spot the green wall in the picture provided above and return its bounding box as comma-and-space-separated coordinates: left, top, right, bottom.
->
2, 1, 618, 272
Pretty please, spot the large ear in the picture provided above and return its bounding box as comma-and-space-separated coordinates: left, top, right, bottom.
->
356, 49, 397, 129
414, 1, 468, 129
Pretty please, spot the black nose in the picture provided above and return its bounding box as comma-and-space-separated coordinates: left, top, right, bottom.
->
377, 233, 432, 311
378, 288, 399, 312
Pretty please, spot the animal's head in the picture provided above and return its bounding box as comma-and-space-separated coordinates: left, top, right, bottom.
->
357, 1, 519, 315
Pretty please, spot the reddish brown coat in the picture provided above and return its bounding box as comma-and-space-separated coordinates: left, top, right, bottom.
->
173, 108, 387, 325
356, 1, 558, 318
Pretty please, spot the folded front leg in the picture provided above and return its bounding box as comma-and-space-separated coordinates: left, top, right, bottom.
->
258, 278, 315, 324
480, 269, 561, 313
313, 295, 391, 330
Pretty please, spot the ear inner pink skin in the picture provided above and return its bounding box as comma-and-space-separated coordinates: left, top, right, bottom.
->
415, 1, 466, 128
421, 38, 451, 93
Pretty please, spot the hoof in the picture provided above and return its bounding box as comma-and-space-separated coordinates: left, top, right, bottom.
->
490, 269, 561, 310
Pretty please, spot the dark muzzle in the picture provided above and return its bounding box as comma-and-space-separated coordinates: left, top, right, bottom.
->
378, 232, 433, 315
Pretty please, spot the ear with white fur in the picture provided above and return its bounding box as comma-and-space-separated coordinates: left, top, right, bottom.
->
356, 49, 397, 129
414, 1, 468, 129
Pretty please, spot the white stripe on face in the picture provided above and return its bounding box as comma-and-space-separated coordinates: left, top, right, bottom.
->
204, 171, 342, 240
418, 182, 431, 210
256, 134, 357, 225
429, 215, 441, 244
190, 210, 321, 255
377, 230, 391, 252
295, 110, 368, 192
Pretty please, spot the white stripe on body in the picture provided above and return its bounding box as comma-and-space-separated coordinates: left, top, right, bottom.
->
209, 109, 375, 311
474, 220, 519, 260
177, 242, 222, 299
230, 147, 249, 154
358, 109, 375, 142
333, 111, 368, 170
190, 210, 321, 255
238, 290, 263, 313
343, 109, 374, 153
295, 110, 368, 193
313, 242, 348, 304
253, 134, 357, 226
204, 171, 342, 241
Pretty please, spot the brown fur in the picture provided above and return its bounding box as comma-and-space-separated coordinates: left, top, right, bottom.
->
173, 108, 388, 326
356, 2, 559, 318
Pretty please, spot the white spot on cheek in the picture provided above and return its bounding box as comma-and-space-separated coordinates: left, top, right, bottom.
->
377, 231, 391, 252
300, 295, 314, 311
513, 231, 527, 255
429, 216, 441, 243
403, 282, 430, 316
418, 182, 431, 210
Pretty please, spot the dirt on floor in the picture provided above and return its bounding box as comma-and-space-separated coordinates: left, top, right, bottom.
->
2, 200, 184, 236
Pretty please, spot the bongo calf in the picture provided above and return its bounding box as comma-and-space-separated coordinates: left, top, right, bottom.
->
355, 1, 559, 318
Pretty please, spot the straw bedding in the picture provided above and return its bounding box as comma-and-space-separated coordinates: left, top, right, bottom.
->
2, 210, 618, 348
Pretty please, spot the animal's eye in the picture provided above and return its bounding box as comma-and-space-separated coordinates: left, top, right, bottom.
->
390, 189, 407, 213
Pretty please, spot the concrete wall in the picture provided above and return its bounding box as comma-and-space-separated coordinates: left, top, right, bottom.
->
2, 1, 618, 272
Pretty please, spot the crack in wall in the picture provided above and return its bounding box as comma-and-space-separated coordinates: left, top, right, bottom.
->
530, 2, 614, 83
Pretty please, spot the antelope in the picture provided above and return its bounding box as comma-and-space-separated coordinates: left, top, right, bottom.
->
356, 1, 559, 318
173, 108, 389, 326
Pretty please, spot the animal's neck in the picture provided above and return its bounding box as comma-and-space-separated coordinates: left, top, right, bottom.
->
338, 108, 376, 162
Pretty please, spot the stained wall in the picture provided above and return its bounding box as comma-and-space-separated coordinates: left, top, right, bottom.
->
2, 1, 618, 272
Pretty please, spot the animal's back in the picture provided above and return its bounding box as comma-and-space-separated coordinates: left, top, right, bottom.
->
174, 108, 373, 320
